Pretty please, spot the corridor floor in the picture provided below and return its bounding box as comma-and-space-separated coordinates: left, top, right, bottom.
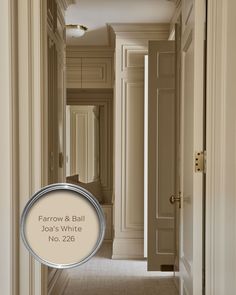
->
63, 243, 178, 295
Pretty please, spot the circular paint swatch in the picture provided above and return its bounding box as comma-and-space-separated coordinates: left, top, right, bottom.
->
21, 183, 105, 269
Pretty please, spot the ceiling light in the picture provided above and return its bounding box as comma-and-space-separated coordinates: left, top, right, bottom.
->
66, 24, 88, 38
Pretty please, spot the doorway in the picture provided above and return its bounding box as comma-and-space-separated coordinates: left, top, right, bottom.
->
46, 0, 206, 294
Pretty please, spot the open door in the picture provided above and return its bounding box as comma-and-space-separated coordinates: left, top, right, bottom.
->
148, 2, 206, 294
148, 40, 177, 271
179, 1, 206, 294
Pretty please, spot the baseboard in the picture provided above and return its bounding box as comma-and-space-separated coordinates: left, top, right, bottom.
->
112, 238, 144, 259
48, 269, 69, 295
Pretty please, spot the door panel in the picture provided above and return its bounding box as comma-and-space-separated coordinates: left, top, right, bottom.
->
148, 41, 176, 271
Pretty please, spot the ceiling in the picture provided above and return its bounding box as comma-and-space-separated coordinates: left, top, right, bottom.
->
65, 0, 175, 46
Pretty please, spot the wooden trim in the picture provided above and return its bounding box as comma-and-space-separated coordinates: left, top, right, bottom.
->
41, 1, 49, 292
192, 1, 205, 293
42, 0, 49, 187
206, 0, 228, 294
18, 0, 48, 294
11, 0, 19, 293
0, 0, 19, 294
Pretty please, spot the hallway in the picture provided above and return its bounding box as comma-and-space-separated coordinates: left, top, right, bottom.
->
63, 243, 178, 295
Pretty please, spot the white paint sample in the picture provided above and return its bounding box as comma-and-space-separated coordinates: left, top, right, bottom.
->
23, 190, 101, 267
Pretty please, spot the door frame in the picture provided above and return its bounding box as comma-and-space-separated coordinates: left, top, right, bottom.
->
0, 0, 48, 294
18, 0, 48, 294
0, 0, 19, 294
205, 0, 235, 294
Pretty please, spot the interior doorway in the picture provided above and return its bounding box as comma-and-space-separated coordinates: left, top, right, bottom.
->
45, 0, 196, 294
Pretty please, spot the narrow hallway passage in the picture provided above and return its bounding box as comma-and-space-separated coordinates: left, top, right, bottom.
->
63, 243, 178, 295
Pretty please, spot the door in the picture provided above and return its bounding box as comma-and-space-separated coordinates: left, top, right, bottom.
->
147, 2, 206, 292
148, 40, 177, 271
179, 1, 206, 294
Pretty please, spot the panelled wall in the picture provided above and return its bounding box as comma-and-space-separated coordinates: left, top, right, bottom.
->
66, 48, 114, 204
111, 24, 170, 259
66, 48, 114, 243
66, 47, 113, 89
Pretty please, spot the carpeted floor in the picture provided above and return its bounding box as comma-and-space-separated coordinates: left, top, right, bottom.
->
63, 243, 178, 295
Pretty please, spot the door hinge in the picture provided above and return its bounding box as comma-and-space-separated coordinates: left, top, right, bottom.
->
195, 151, 206, 173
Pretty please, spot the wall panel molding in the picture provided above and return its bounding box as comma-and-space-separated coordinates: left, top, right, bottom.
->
121, 80, 144, 232
66, 57, 113, 88
66, 48, 114, 89
122, 45, 147, 71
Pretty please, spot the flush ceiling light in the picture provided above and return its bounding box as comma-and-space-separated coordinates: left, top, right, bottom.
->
66, 24, 88, 38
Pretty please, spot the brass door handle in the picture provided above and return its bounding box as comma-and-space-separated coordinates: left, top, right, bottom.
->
169, 194, 181, 208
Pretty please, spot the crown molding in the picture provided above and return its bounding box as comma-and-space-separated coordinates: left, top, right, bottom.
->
109, 23, 170, 33
109, 23, 170, 41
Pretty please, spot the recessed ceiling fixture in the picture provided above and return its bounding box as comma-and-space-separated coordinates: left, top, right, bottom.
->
66, 24, 88, 38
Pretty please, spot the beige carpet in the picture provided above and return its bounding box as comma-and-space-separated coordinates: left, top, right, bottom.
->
63, 243, 178, 295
